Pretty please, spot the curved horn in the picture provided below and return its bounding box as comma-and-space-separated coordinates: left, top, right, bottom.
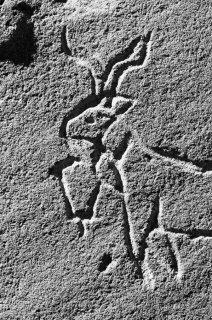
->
103, 31, 153, 96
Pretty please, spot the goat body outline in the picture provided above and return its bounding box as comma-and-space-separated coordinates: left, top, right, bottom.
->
51, 27, 212, 281
49, 30, 153, 278
62, 31, 153, 223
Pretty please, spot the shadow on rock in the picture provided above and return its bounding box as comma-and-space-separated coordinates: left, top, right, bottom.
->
0, 1, 36, 66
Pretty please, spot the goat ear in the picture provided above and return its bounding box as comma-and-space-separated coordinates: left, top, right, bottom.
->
111, 97, 135, 116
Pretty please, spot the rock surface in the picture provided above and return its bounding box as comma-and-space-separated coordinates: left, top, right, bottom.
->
1, 0, 212, 319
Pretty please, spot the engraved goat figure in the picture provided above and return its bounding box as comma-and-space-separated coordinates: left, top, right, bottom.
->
49, 31, 153, 278
58, 31, 152, 232
50, 29, 212, 283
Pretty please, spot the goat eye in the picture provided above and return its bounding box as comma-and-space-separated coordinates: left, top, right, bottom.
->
85, 116, 95, 124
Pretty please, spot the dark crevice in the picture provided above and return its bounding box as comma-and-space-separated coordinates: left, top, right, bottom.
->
61, 26, 71, 56
75, 181, 101, 220
85, 180, 101, 218
150, 146, 212, 173
48, 156, 79, 219
90, 139, 106, 168
12, 2, 34, 17
114, 93, 132, 100
166, 235, 178, 273
113, 131, 132, 160
198, 161, 212, 173
139, 194, 160, 261
48, 156, 79, 179
108, 162, 123, 192
107, 132, 132, 192
113, 135, 143, 278
0, 0, 5, 5
57, 179, 73, 219
122, 200, 143, 279
98, 253, 112, 272
85, 115, 96, 124
0, 9, 36, 65
143, 31, 152, 43
88, 69, 97, 95
143, 153, 152, 162
167, 227, 212, 239
75, 219, 85, 238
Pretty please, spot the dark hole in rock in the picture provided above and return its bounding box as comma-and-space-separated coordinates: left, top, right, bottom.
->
0, 0, 5, 5
12, 2, 34, 17
5, 19, 12, 27
144, 153, 152, 162
85, 115, 95, 124
98, 253, 112, 272
0, 20, 36, 65
0, 2, 36, 65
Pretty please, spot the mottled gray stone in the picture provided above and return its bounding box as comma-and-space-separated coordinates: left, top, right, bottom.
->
1, 0, 212, 319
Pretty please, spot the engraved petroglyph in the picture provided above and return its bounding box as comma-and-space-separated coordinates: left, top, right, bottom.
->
49, 30, 153, 277
54, 31, 153, 212
51, 25, 212, 283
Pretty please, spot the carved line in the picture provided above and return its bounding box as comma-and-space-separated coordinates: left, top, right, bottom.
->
150, 146, 212, 175
48, 156, 79, 219
115, 139, 143, 278
116, 34, 153, 93
61, 26, 103, 95
166, 227, 212, 239
143, 195, 212, 282
166, 234, 179, 275
134, 131, 212, 176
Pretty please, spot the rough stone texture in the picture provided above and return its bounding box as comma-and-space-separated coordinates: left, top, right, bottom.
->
1, 0, 212, 319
